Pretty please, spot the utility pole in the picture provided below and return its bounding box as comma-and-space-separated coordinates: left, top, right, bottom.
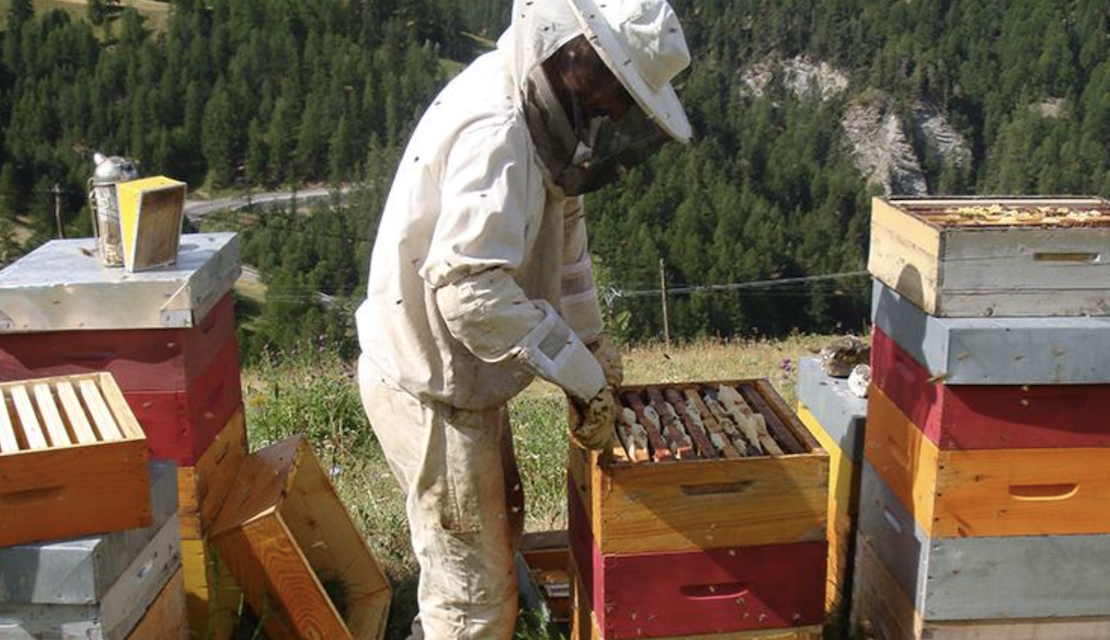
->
52, 183, 65, 239
659, 258, 671, 349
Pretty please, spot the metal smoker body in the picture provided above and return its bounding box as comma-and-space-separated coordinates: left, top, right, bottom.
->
88, 152, 139, 267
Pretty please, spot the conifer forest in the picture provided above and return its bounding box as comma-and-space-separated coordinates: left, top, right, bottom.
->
2, 0, 1109, 355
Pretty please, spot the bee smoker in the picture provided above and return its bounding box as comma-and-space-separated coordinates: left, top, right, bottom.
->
87, 152, 139, 267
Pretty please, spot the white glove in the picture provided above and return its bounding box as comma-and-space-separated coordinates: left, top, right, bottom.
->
588, 333, 624, 389
567, 389, 617, 451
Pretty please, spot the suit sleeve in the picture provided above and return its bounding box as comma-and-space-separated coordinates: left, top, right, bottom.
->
419, 121, 605, 402
559, 197, 605, 344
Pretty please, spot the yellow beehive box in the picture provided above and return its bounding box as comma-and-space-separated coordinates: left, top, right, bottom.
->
116, 176, 187, 273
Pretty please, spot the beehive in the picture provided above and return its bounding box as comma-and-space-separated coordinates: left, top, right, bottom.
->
795, 358, 868, 614
0, 373, 150, 547
871, 327, 1110, 450
569, 380, 829, 639
868, 196, 1110, 317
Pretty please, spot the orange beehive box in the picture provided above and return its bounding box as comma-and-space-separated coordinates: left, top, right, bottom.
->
0, 373, 150, 547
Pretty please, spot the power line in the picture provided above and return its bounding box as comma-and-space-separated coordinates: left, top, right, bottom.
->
612, 270, 870, 299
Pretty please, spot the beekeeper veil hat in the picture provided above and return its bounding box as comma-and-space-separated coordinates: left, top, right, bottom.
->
499, 0, 692, 194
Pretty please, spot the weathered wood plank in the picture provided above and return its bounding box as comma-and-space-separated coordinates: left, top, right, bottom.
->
32, 383, 71, 447
10, 384, 47, 449
79, 378, 122, 441
126, 567, 188, 640
860, 461, 1110, 619
56, 381, 98, 444
868, 196, 1110, 317
852, 536, 1110, 640
0, 515, 181, 640
866, 385, 1110, 537
0, 389, 19, 453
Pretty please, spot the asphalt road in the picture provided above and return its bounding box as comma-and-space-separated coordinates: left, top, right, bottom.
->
184, 187, 350, 221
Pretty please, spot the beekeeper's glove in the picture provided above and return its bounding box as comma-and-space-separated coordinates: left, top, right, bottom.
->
568, 389, 617, 451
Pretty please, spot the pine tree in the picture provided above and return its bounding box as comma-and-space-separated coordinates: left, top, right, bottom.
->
201, 82, 238, 187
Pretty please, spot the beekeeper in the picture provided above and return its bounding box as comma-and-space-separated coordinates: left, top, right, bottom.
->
355, 0, 691, 635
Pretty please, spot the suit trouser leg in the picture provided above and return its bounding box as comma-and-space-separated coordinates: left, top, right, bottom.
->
359, 356, 521, 640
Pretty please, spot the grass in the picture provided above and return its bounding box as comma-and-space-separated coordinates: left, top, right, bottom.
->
239, 335, 849, 639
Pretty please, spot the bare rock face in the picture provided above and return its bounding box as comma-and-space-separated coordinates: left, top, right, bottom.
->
841, 98, 928, 196
913, 101, 972, 168
741, 56, 850, 102
1034, 97, 1067, 119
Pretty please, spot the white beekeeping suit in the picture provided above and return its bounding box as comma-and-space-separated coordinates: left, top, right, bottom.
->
355, 0, 690, 636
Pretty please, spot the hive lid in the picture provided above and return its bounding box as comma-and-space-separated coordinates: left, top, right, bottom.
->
0, 232, 239, 331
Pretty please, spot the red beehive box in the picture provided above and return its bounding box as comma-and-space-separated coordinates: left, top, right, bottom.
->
0, 294, 235, 393
871, 328, 1110, 450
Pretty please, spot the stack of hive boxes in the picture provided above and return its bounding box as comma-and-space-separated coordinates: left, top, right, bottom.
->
854, 196, 1110, 639
0, 374, 184, 639
567, 380, 830, 640
795, 358, 867, 620
0, 233, 246, 640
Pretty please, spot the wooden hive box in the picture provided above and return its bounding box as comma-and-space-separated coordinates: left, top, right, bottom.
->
520, 530, 572, 625
870, 280, 1110, 385
867, 196, 1110, 317
0, 373, 150, 547
177, 409, 247, 640
569, 554, 824, 640
568, 380, 829, 638
127, 566, 188, 640
180, 538, 242, 640
569, 379, 829, 554
210, 435, 391, 640
795, 358, 868, 614
177, 407, 248, 541
857, 461, 1110, 621
116, 176, 187, 273
851, 537, 1110, 640
865, 384, 1110, 538
123, 336, 243, 465
0, 514, 182, 640
0, 461, 176, 607
0, 293, 237, 393
872, 327, 1110, 450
